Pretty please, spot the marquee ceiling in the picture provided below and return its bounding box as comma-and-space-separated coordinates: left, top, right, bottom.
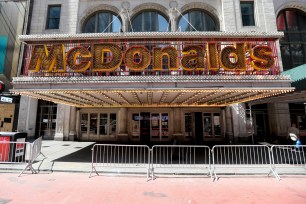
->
12, 75, 294, 108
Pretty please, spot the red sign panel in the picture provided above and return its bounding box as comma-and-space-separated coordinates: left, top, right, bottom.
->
0, 136, 10, 162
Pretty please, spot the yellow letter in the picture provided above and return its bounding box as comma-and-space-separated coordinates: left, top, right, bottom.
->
207, 43, 219, 70
251, 46, 274, 70
92, 44, 122, 72
152, 47, 178, 70
67, 46, 92, 72
220, 43, 246, 71
28, 44, 66, 72
181, 46, 205, 71
125, 46, 151, 71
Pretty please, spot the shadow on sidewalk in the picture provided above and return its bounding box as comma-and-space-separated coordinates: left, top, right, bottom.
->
53, 144, 94, 163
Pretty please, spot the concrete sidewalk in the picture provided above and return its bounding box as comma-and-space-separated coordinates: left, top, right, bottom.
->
1, 140, 306, 178
0, 141, 95, 173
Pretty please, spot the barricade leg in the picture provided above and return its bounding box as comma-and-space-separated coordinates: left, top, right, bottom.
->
89, 166, 99, 178
18, 163, 37, 177
268, 167, 280, 181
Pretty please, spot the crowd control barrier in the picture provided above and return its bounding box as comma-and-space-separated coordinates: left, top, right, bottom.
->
0, 137, 43, 176
271, 145, 306, 178
212, 145, 279, 180
19, 137, 45, 176
90, 144, 151, 179
151, 145, 212, 179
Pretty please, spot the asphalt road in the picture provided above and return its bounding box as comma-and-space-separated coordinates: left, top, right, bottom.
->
0, 172, 306, 204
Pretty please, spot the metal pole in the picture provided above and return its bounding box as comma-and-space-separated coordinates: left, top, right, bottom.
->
249, 105, 254, 144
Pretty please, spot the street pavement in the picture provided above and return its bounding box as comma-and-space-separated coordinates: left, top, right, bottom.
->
1, 141, 306, 203
0, 172, 306, 203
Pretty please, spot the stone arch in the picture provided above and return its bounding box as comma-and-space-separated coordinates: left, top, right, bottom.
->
275, 1, 306, 15
129, 3, 170, 20
176, 2, 221, 31
78, 4, 123, 33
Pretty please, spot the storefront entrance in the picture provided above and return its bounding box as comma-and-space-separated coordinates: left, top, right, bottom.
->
184, 112, 223, 142
80, 110, 117, 141
131, 111, 169, 143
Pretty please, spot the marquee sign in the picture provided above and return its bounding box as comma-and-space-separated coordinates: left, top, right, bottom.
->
23, 38, 280, 75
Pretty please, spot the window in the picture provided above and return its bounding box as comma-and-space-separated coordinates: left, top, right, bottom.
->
178, 10, 218, 31
81, 112, 117, 138
46, 5, 61, 29
277, 9, 306, 70
83, 11, 122, 33
131, 11, 169, 32
240, 2, 255, 26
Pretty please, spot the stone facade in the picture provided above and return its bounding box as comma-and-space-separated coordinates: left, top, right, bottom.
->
17, 0, 306, 142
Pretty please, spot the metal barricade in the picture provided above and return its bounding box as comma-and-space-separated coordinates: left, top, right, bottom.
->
0, 137, 44, 176
90, 144, 151, 179
151, 145, 212, 179
212, 145, 278, 180
0, 140, 32, 176
19, 137, 44, 176
271, 145, 306, 177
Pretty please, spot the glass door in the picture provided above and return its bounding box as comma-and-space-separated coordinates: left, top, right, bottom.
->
150, 113, 169, 141
203, 112, 222, 139
184, 113, 192, 138
80, 112, 117, 140
131, 113, 140, 139
36, 101, 57, 139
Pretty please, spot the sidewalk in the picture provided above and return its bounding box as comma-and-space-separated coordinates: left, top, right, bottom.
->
1, 140, 306, 177
0, 141, 95, 173
1, 172, 306, 204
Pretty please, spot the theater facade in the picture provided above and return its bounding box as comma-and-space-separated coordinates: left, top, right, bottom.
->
12, 1, 295, 143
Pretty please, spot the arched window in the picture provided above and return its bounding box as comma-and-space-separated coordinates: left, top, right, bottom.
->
277, 9, 306, 70
83, 11, 122, 33
130, 11, 169, 32
178, 10, 218, 31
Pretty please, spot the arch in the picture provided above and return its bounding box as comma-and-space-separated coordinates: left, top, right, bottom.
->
129, 4, 170, 32
176, 2, 221, 29
78, 4, 122, 33
276, 6, 306, 70
129, 3, 169, 19
275, 1, 306, 16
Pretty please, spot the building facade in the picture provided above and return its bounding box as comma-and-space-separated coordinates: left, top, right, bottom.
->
13, 0, 296, 144
250, 0, 306, 142
0, 1, 28, 132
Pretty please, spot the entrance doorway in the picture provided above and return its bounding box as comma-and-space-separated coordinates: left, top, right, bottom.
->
140, 112, 150, 144
36, 100, 57, 139
195, 112, 203, 143
184, 111, 223, 143
132, 111, 170, 143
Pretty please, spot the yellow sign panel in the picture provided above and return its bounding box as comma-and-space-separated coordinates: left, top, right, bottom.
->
28, 42, 275, 73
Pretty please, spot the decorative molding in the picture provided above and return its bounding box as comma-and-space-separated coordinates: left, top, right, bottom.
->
78, 4, 121, 33
130, 3, 169, 19
12, 75, 292, 84
275, 1, 306, 15
177, 2, 221, 28
19, 31, 284, 42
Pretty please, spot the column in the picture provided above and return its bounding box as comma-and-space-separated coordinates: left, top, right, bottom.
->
55, 104, 76, 141
268, 103, 291, 140
68, 106, 77, 141
117, 108, 128, 142
225, 106, 234, 143
54, 104, 66, 141
17, 96, 38, 138
230, 103, 248, 143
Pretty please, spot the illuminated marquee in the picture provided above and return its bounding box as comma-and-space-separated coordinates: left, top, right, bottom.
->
27, 41, 276, 73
